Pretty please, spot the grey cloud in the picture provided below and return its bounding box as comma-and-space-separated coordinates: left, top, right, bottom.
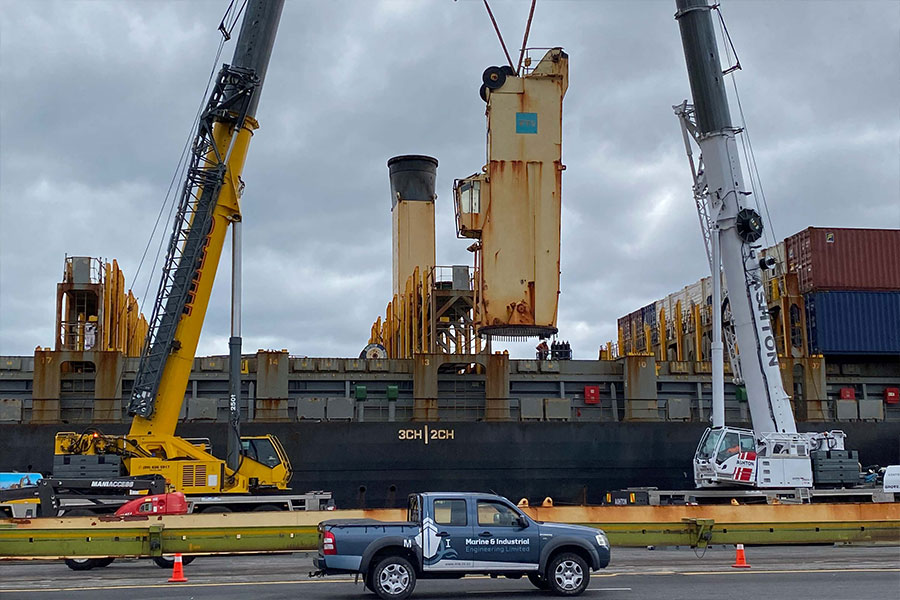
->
1, 0, 897, 361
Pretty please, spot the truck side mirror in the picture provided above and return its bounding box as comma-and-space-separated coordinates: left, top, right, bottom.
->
515, 516, 527, 529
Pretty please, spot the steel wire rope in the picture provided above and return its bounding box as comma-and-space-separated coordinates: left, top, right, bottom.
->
482, 0, 516, 71
130, 0, 245, 314
112, 2, 245, 432
715, 5, 782, 274
132, 38, 227, 316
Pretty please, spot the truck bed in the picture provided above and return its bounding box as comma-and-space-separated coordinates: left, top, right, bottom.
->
319, 518, 415, 529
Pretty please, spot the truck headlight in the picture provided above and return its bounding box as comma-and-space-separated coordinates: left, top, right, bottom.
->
595, 532, 609, 548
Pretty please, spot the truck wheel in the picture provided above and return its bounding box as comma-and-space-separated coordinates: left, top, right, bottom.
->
154, 555, 196, 569
547, 552, 589, 596
64, 558, 98, 571
527, 571, 550, 590
62, 509, 101, 570
94, 557, 116, 568
371, 555, 416, 600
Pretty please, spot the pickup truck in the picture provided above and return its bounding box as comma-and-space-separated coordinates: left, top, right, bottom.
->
314, 492, 610, 598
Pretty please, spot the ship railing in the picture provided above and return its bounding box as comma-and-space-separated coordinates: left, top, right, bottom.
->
429, 265, 473, 292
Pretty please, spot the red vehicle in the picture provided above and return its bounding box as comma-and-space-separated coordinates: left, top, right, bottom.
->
65, 492, 195, 571
115, 492, 188, 517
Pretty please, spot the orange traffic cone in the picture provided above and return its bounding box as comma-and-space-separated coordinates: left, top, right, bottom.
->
168, 553, 188, 582
731, 544, 751, 568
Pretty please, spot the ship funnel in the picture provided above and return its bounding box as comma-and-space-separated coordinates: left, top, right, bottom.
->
388, 155, 438, 207
388, 155, 438, 299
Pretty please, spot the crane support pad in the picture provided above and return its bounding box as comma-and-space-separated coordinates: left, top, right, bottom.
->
1, 504, 898, 557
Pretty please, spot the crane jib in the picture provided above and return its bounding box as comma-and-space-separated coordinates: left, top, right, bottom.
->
128, 65, 259, 420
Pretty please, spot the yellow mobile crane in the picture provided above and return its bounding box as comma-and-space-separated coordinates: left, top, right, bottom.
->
52, 1, 325, 511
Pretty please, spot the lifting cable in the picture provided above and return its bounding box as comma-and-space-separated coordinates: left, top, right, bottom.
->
130, 0, 247, 320
516, 0, 537, 75
714, 4, 782, 275
115, 0, 247, 414
482, 0, 516, 71
103, 1, 249, 455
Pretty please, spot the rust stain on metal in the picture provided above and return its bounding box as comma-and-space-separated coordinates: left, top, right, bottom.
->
255, 398, 289, 422
463, 50, 567, 338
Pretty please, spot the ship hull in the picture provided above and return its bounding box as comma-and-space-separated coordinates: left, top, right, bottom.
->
3, 421, 898, 508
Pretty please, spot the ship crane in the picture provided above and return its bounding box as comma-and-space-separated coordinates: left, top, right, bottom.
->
673, 0, 846, 489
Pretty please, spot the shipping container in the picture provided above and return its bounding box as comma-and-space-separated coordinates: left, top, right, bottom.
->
805, 290, 900, 355
785, 227, 900, 294
760, 241, 785, 292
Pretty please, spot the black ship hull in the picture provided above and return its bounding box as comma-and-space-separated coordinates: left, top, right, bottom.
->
3, 421, 898, 508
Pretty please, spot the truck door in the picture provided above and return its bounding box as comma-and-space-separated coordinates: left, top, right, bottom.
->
420, 497, 473, 571
472, 498, 540, 570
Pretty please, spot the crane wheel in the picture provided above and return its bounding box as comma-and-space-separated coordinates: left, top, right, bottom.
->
64, 558, 99, 571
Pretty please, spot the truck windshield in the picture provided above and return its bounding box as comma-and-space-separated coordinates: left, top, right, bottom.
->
696, 428, 723, 460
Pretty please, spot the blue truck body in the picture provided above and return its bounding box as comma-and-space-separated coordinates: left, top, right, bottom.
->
314, 492, 609, 597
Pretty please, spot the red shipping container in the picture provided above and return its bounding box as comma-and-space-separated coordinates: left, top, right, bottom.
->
839, 387, 856, 400
785, 227, 900, 294
885, 388, 899, 404
584, 385, 600, 404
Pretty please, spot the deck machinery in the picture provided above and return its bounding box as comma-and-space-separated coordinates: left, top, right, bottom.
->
370, 48, 569, 358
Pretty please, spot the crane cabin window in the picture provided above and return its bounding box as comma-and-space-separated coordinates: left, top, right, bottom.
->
458, 180, 481, 214
696, 428, 723, 460
241, 438, 281, 468
716, 431, 741, 463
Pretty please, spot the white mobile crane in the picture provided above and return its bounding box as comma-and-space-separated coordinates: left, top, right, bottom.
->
673, 0, 846, 489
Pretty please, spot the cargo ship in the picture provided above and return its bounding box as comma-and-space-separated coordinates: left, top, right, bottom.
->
1, 227, 897, 509
1, 5, 896, 509
1, 356, 897, 509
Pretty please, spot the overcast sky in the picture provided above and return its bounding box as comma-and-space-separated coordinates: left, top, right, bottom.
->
1, 0, 898, 360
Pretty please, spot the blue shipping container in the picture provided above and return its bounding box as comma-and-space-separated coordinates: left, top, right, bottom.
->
805, 290, 900, 355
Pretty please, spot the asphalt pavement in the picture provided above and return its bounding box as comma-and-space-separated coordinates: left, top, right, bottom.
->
0, 545, 897, 600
